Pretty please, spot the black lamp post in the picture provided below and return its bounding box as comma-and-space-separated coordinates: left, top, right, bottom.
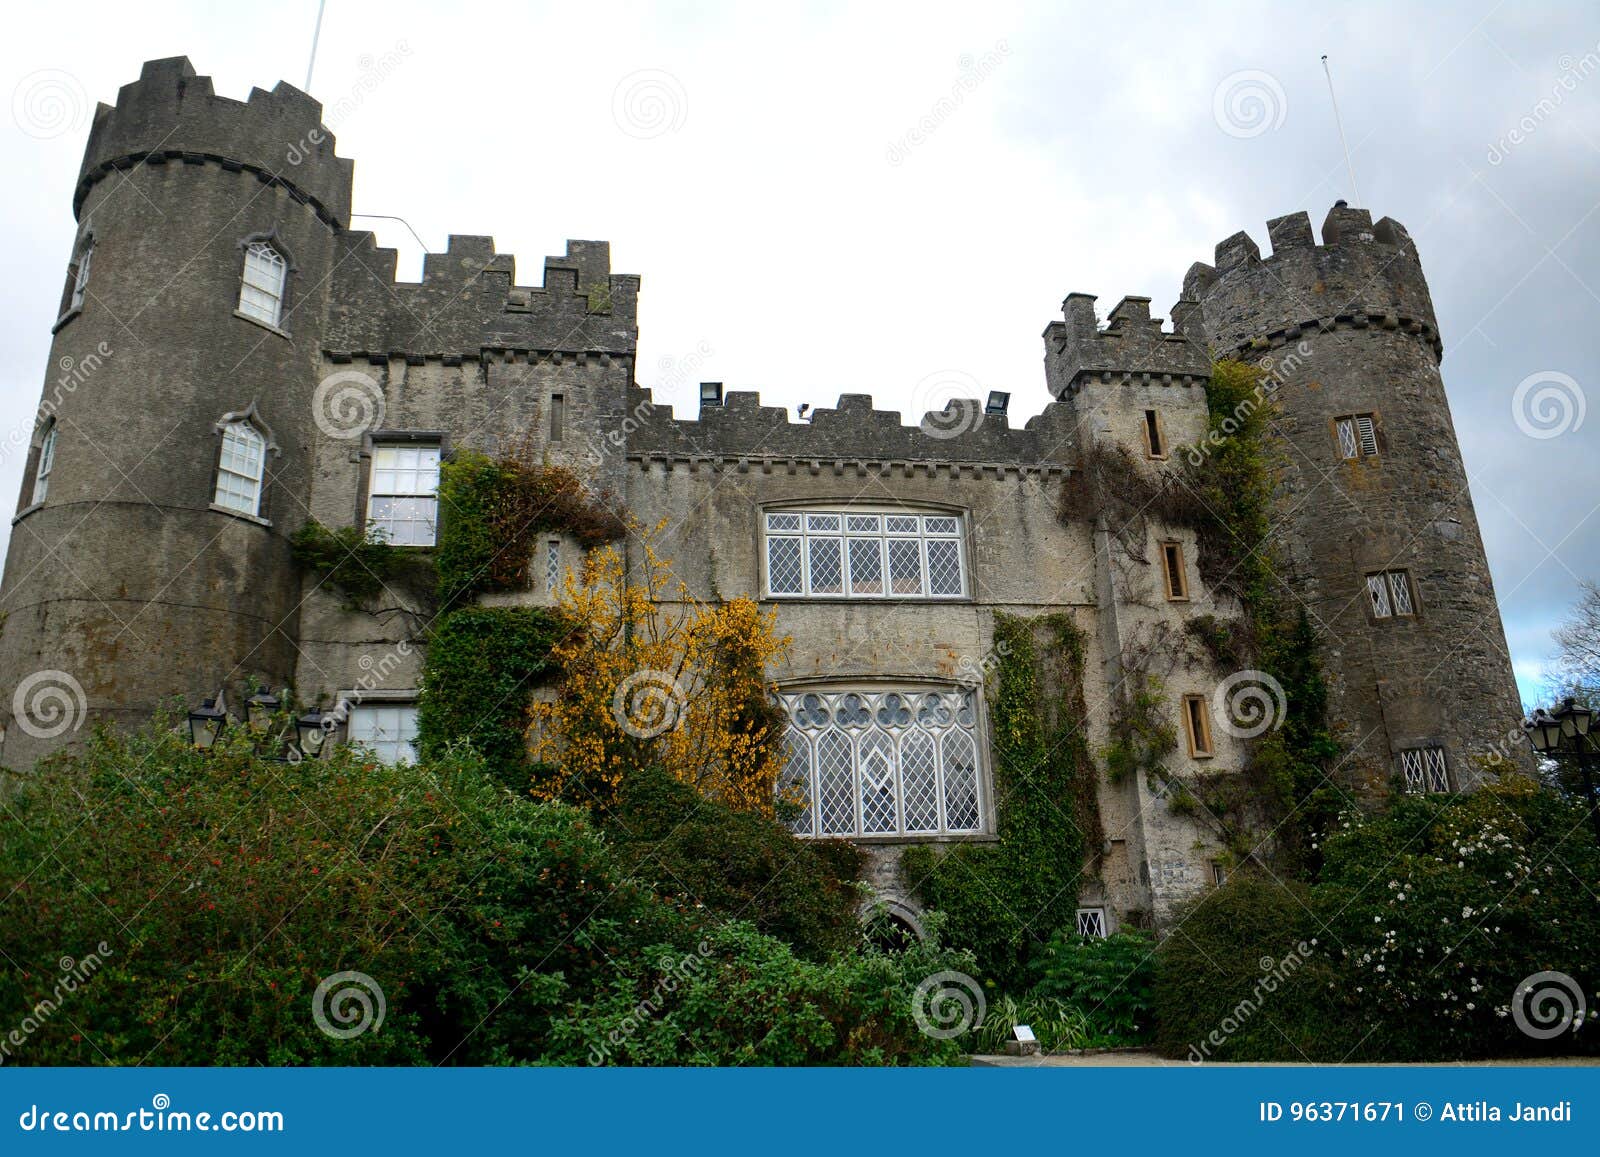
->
186, 697, 227, 751
1523, 697, 1600, 847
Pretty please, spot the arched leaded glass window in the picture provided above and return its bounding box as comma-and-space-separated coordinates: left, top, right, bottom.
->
214, 422, 267, 516
778, 687, 985, 838
238, 241, 288, 327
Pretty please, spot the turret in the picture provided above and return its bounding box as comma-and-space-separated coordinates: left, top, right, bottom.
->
0, 57, 351, 767
1188, 204, 1526, 792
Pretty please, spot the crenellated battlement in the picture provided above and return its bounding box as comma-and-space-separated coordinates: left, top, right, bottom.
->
1185, 205, 1441, 359
1042, 292, 1212, 400
76, 56, 353, 226
324, 233, 640, 359
624, 384, 1079, 466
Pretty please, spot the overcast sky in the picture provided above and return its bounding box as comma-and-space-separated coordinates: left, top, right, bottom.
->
2, 0, 1596, 705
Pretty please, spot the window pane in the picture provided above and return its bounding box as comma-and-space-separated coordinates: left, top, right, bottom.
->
888, 539, 923, 595
1368, 574, 1392, 618
859, 730, 897, 834
941, 729, 980, 831
780, 729, 813, 836
885, 515, 920, 535
900, 730, 939, 832
1336, 418, 1358, 459
807, 537, 843, 594
767, 536, 803, 594
847, 537, 883, 595
845, 513, 880, 534
1076, 908, 1107, 938
805, 513, 840, 533
923, 516, 959, 536
1389, 571, 1413, 615
815, 731, 855, 835
766, 512, 802, 533
927, 539, 962, 596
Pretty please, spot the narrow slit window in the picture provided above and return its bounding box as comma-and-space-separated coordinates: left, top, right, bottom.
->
33, 424, 57, 504
70, 241, 93, 310
1161, 541, 1188, 600
1142, 409, 1165, 458
550, 393, 565, 442
1184, 694, 1213, 757
545, 539, 561, 594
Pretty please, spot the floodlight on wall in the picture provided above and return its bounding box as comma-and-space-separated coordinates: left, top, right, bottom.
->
985, 391, 1010, 416
700, 382, 724, 408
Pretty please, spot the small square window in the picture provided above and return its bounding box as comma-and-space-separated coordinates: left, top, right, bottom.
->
1211, 862, 1228, 886
1399, 746, 1449, 793
347, 702, 419, 765
1183, 694, 1213, 758
1076, 907, 1108, 938
367, 443, 440, 546
1335, 413, 1379, 460
1367, 569, 1415, 619
1161, 541, 1188, 600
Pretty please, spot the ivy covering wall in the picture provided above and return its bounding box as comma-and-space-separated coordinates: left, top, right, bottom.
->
902, 612, 1099, 988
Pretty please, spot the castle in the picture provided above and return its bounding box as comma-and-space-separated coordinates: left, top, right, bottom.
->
0, 58, 1527, 931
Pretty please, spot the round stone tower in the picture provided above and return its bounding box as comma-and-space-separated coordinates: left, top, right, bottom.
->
1185, 203, 1526, 792
0, 57, 351, 767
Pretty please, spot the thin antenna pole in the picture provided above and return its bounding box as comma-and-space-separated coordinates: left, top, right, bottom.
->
305, 0, 328, 91
350, 213, 434, 252
1321, 54, 1361, 207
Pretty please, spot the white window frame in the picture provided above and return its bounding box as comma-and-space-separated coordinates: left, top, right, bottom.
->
1076, 907, 1108, 938
238, 241, 288, 327
366, 443, 441, 546
213, 421, 267, 517
778, 685, 987, 839
33, 424, 57, 504
1367, 569, 1415, 619
762, 508, 966, 600
346, 701, 420, 766
70, 240, 93, 311
1399, 746, 1449, 793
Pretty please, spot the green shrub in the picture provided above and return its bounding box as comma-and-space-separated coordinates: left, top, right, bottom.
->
0, 722, 958, 1066
972, 993, 1095, 1056
1155, 778, 1600, 1062
543, 921, 972, 1066
605, 766, 866, 959
1030, 930, 1156, 1044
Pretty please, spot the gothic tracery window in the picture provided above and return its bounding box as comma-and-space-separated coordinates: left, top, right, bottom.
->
778, 687, 984, 838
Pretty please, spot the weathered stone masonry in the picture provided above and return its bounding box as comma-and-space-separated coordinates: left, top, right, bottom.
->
0, 58, 1527, 930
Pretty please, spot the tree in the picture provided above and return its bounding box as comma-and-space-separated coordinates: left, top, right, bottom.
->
530, 526, 792, 815
1552, 579, 1600, 702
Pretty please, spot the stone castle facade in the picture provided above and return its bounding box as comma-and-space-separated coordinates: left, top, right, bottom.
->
0, 58, 1527, 930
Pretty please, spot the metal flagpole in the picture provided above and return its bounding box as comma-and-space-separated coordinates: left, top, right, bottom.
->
1321, 54, 1361, 208
305, 0, 328, 92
